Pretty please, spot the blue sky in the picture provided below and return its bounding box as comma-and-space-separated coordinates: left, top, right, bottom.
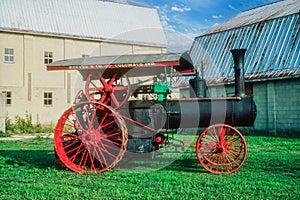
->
107, 0, 280, 52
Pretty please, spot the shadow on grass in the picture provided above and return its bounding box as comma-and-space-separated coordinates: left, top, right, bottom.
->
165, 157, 208, 173
0, 150, 61, 170
116, 151, 207, 173
0, 149, 208, 173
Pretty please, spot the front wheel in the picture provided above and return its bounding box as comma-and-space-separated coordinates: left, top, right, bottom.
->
196, 124, 247, 174
54, 102, 128, 173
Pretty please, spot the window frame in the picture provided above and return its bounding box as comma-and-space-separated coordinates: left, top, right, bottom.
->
4, 48, 14, 63
44, 51, 53, 64
245, 83, 253, 96
43, 92, 53, 106
2, 91, 12, 105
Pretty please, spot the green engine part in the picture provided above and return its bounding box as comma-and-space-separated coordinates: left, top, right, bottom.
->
154, 82, 172, 102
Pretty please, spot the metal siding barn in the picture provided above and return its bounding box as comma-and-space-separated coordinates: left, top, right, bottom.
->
190, 0, 299, 82
0, 0, 167, 47
189, 0, 300, 136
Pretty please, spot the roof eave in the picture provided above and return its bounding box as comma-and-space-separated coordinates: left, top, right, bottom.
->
0, 28, 168, 48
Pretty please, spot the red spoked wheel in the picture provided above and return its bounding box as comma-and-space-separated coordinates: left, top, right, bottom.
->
196, 124, 247, 174
85, 72, 130, 109
54, 102, 128, 173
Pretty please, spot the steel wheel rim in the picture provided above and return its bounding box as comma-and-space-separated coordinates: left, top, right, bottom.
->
54, 102, 128, 173
85, 72, 130, 109
196, 124, 247, 174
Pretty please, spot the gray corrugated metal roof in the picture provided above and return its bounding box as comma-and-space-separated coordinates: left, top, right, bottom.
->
190, 12, 300, 82
0, 0, 167, 47
48, 53, 182, 68
47, 53, 196, 78
203, 0, 300, 36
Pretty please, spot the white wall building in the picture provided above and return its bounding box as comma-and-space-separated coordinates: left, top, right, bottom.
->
0, 0, 168, 125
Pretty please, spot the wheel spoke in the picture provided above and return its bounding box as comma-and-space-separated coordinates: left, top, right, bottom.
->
108, 73, 118, 86
100, 76, 109, 88
63, 140, 81, 153
97, 142, 119, 163
98, 110, 109, 127
79, 148, 89, 169
110, 93, 120, 108
96, 142, 109, 167
210, 128, 219, 142
69, 143, 84, 162
88, 149, 96, 172
85, 72, 130, 109
62, 134, 80, 141
89, 87, 104, 91
102, 137, 122, 148
102, 130, 121, 138
113, 86, 128, 91
218, 126, 227, 140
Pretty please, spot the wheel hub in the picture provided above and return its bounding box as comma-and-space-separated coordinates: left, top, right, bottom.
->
81, 130, 102, 146
104, 86, 113, 93
85, 134, 91, 141
217, 147, 225, 153
216, 141, 229, 153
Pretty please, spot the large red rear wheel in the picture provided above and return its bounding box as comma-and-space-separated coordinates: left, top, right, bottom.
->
54, 102, 128, 173
85, 72, 130, 109
196, 124, 247, 174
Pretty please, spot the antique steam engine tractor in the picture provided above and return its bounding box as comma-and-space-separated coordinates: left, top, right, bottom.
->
47, 49, 256, 174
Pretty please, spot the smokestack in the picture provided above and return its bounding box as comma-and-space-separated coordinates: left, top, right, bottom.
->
230, 49, 246, 97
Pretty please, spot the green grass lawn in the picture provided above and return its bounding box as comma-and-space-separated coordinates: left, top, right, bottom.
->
0, 136, 299, 200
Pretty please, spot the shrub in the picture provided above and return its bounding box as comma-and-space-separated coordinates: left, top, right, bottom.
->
5, 115, 14, 133
14, 112, 34, 133
4, 112, 54, 134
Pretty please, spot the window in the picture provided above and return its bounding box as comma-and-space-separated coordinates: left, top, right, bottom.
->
44, 51, 53, 64
4, 48, 14, 62
44, 92, 53, 106
2, 91, 12, 105
245, 84, 253, 96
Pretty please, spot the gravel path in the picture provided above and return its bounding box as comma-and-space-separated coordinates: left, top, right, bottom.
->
0, 133, 54, 141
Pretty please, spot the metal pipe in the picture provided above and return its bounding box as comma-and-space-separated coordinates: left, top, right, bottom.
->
231, 49, 247, 97
189, 74, 207, 98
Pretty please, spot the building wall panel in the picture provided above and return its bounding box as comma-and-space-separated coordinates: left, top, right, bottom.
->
24, 35, 65, 88
0, 33, 24, 87
250, 79, 300, 136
